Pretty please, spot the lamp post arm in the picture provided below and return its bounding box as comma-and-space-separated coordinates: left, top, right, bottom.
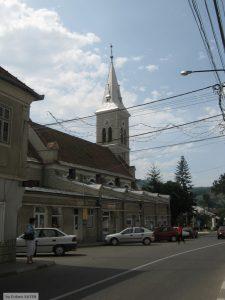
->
181, 69, 225, 76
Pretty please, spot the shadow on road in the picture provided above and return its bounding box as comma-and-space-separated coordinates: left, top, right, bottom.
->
0, 263, 144, 300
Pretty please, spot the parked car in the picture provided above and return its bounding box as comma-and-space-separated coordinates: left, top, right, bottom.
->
217, 226, 225, 239
173, 227, 190, 238
154, 226, 189, 242
183, 227, 198, 238
16, 228, 77, 256
105, 227, 154, 246
154, 226, 178, 242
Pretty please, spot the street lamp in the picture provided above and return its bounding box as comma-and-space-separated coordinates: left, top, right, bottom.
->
180, 68, 225, 121
181, 69, 225, 76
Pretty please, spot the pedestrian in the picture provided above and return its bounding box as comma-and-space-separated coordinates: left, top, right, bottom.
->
177, 224, 185, 244
24, 217, 36, 264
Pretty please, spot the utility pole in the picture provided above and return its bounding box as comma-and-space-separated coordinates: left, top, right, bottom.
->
213, 0, 225, 53
213, 83, 225, 121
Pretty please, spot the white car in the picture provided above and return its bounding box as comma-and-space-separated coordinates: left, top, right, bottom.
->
16, 228, 77, 256
105, 227, 155, 246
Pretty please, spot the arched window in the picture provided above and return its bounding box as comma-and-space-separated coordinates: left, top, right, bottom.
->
102, 128, 106, 143
124, 130, 127, 145
120, 128, 123, 144
108, 127, 112, 142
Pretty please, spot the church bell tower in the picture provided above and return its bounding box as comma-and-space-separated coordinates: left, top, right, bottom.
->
96, 45, 130, 165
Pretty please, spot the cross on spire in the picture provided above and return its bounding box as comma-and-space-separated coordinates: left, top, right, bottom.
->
110, 44, 113, 63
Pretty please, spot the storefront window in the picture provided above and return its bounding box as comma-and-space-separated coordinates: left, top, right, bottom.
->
87, 209, 94, 228
51, 207, 62, 228
0, 202, 5, 241
34, 207, 45, 228
102, 211, 110, 236
74, 208, 79, 230
145, 216, 155, 230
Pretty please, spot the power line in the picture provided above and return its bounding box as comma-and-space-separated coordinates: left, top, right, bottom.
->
214, 0, 225, 53
33, 84, 214, 129
121, 114, 222, 142
221, 0, 225, 20
132, 136, 225, 162
130, 134, 225, 153
188, 0, 221, 83
205, 0, 225, 72
52, 96, 217, 135
192, 164, 225, 174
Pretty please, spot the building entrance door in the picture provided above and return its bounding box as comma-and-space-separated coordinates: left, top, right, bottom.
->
74, 208, 80, 238
102, 211, 110, 237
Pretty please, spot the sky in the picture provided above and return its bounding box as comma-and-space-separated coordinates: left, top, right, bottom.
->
1, 0, 225, 187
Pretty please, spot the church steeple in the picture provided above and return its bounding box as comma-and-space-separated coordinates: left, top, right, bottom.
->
100, 45, 125, 112
96, 45, 130, 165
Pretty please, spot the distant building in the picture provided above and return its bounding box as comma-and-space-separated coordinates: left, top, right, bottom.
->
0, 67, 43, 263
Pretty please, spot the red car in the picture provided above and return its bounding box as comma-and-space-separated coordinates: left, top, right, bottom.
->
154, 226, 177, 242
217, 226, 225, 239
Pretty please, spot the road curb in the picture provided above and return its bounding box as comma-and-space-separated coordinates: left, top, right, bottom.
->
0, 261, 55, 279
78, 243, 105, 248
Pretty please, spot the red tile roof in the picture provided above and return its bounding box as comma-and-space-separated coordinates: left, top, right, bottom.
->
0, 66, 44, 100
30, 121, 133, 178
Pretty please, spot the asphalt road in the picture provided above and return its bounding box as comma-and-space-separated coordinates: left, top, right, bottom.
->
1, 234, 225, 300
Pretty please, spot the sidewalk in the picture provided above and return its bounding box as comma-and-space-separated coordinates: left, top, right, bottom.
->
198, 230, 213, 235
0, 258, 55, 278
78, 241, 105, 248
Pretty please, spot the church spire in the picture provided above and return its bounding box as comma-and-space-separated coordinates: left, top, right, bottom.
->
98, 45, 125, 111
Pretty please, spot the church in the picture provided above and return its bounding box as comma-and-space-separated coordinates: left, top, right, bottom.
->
17, 49, 171, 243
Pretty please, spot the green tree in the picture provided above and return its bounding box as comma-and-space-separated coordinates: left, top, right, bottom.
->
143, 164, 162, 193
201, 193, 214, 209
212, 173, 225, 194
175, 156, 192, 192
161, 181, 187, 225
174, 156, 194, 224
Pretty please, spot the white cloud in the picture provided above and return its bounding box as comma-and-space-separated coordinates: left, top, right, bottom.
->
198, 51, 207, 60
132, 56, 143, 61
159, 54, 172, 62
146, 64, 159, 73
139, 86, 146, 92
204, 106, 219, 116
115, 57, 128, 68
120, 87, 138, 107
0, 0, 108, 126
143, 89, 162, 102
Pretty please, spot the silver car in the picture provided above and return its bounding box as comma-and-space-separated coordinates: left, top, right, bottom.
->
105, 227, 154, 246
16, 228, 77, 256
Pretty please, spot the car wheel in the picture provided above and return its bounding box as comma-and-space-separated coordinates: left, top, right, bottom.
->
143, 238, 151, 245
171, 236, 177, 242
54, 245, 65, 256
111, 238, 118, 246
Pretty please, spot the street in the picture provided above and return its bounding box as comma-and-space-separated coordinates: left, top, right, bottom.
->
1, 234, 225, 300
